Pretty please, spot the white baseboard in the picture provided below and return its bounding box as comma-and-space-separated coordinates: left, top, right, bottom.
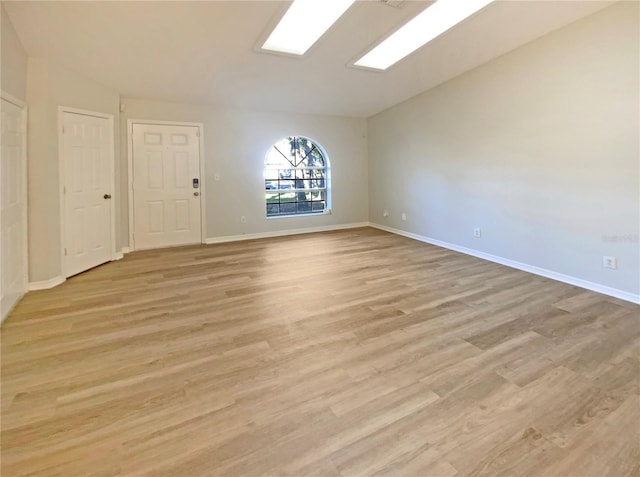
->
29, 275, 66, 291
370, 223, 640, 305
205, 222, 370, 245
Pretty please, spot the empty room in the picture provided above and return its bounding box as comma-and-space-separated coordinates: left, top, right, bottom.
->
1, 0, 639, 475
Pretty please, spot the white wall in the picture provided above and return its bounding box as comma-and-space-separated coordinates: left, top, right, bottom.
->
0, 2, 27, 101
26, 59, 120, 282
120, 99, 368, 245
368, 2, 639, 298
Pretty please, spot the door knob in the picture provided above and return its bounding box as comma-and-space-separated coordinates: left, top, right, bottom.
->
193, 192, 200, 197
103, 194, 112, 199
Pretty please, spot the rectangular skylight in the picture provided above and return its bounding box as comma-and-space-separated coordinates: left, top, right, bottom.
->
262, 0, 356, 56
355, 0, 494, 70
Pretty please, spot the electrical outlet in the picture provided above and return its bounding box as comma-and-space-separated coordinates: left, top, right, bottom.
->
603, 256, 617, 269
240, 216, 246, 223
473, 228, 482, 238
383, 209, 389, 217
401, 213, 407, 221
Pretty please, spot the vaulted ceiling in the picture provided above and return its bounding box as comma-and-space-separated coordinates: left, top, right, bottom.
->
5, 0, 614, 118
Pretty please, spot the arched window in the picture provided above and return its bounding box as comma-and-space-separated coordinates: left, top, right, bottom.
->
265, 136, 329, 217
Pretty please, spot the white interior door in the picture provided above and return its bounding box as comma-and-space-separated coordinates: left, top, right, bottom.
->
62, 111, 113, 277
132, 124, 201, 250
1, 97, 27, 321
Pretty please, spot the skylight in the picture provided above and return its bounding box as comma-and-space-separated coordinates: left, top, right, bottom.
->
355, 0, 494, 70
262, 0, 356, 56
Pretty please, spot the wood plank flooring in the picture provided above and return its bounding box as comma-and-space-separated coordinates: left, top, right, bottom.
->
1, 227, 639, 477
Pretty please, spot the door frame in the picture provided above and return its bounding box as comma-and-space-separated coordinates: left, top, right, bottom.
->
1, 91, 29, 322
58, 106, 117, 278
127, 119, 207, 251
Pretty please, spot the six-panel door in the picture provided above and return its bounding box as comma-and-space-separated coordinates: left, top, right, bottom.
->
132, 124, 201, 250
62, 111, 113, 277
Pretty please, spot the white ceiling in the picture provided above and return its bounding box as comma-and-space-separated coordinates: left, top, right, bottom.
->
5, 0, 614, 118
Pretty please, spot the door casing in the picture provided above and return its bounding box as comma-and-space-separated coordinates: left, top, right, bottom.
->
58, 106, 117, 278
127, 119, 207, 251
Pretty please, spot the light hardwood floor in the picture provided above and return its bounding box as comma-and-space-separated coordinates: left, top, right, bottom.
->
1, 227, 639, 477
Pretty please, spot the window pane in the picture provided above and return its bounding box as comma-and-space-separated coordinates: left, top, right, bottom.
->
280, 203, 296, 215
279, 169, 293, 180
298, 138, 313, 157
313, 151, 325, 167
279, 180, 294, 190
270, 139, 296, 167
266, 191, 279, 203
266, 203, 279, 216
265, 180, 278, 190
264, 169, 278, 180
297, 202, 312, 213
312, 201, 325, 211
280, 192, 296, 203
306, 149, 324, 167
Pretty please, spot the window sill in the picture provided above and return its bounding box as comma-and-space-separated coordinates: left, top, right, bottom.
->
266, 209, 331, 220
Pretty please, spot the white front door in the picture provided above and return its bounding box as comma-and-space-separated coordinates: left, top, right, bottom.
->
1, 97, 27, 321
61, 111, 113, 277
132, 124, 201, 250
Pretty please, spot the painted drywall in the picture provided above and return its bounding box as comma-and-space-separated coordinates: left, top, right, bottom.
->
0, 3, 27, 101
368, 2, 639, 296
119, 99, 368, 246
26, 58, 120, 282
